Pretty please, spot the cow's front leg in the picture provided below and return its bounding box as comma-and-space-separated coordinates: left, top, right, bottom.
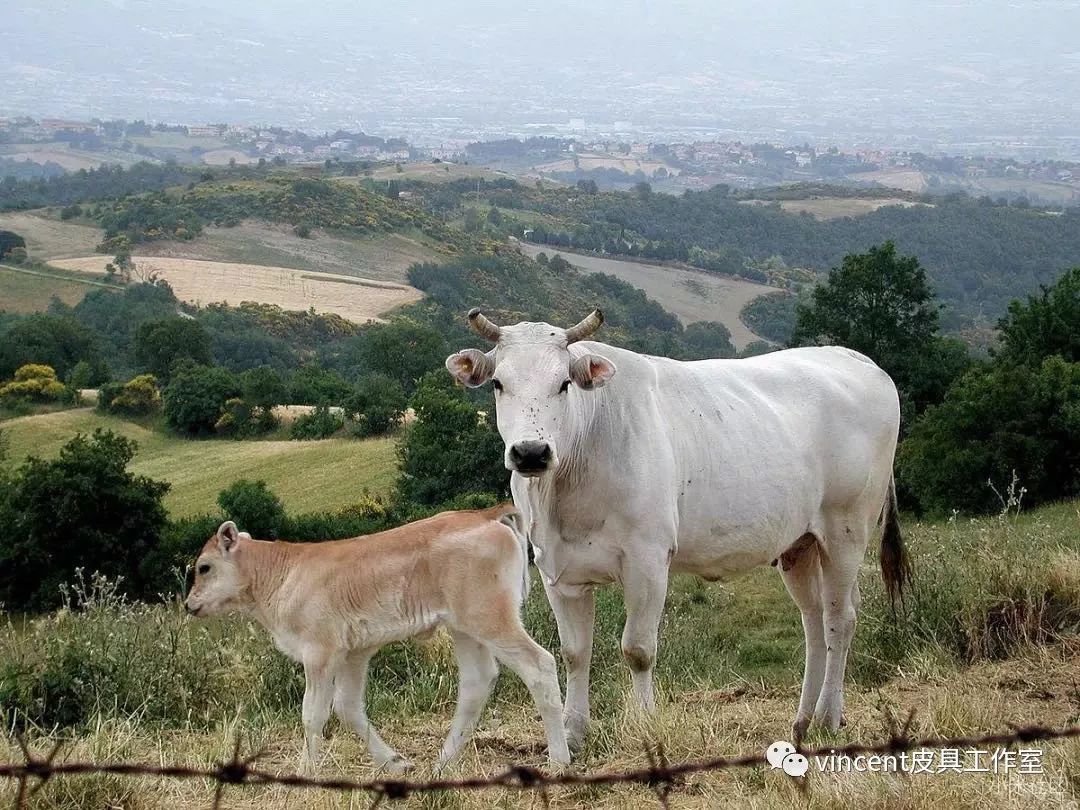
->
542, 579, 595, 754
619, 550, 671, 713
301, 651, 342, 774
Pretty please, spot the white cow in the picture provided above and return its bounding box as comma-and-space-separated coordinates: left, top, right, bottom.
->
446, 308, 908, 750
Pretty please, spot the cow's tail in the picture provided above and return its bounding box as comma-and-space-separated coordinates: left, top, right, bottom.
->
498, 509, 531, 603
880, 475, 911, 608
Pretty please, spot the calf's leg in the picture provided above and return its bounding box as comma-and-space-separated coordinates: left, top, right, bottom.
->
301, 651, 342, 774
334, 647, 412, 773
436, 631, 499, 769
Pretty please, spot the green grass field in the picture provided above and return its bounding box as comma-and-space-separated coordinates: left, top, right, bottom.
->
1, 408, 397, 517
0, 263, 119, 312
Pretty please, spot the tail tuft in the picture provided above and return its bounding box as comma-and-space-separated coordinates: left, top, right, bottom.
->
880, 476, 912, 608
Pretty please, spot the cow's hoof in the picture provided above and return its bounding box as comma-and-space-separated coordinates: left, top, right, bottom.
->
381, 756, 414, 775
792, 715, 811, 745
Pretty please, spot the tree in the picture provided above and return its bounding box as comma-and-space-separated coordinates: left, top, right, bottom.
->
346, 373, 407, 437
241, 366, 287, 410
898, 356, 1080, 515
355, 321, 447, 393
996, 267, 1080, 366
0, 313, 105, 380
681, 321, 735, 359
396, 373, 508, 506
0, 430, 170, 608
463, 207, 484, 233
134, 317, 213, 383
791, 242, 967, 424
217, 479, 286, 539
163, 362, 240, 435
0, 229, 25, 258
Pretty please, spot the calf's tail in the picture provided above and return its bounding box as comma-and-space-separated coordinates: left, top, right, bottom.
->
498, 509, 531, 603
880, 475, 911, 608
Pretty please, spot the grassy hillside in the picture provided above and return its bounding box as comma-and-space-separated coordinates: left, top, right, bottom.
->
0, 263, 118, 312
2, 409, 397, 517
2, 498, 1079, 807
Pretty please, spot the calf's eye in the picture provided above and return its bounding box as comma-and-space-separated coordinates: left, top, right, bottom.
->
492, 379, 503, 391
559, 379, 572, 394
197, 563, 211, 575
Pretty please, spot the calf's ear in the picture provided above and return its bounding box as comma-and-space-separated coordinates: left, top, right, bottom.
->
217, 521, 240, 553
570, 353, 617, 390
445, 348, 495, 388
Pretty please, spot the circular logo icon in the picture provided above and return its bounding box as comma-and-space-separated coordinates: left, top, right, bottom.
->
781, 752, 809, 777
766, 741, 796, 769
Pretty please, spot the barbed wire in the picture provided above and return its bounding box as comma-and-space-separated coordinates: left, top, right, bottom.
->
3, 719, 1080, 809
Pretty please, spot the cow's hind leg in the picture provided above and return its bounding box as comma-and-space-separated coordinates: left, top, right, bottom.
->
436, 631, 499, 769
334, 647, 412, 773
777, 532, 825, 743
813, 512, 870, 732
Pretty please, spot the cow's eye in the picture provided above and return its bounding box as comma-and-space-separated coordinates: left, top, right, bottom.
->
492, 379, 503, 392
197, 563, 211, 575
559, 379, 572, 394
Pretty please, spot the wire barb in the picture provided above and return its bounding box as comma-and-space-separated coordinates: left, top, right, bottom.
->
3, 720, 1079, 808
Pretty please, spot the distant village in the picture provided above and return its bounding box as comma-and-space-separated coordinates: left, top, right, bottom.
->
1, 115, 1077, 203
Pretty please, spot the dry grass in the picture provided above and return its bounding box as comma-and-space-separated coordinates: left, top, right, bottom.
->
134, 222, 438, 285
0, 211, 103, 260
51, 255, 422, 325
4, 645, 1079, 809
517, 243, 774, 349
0, 264, 115, 312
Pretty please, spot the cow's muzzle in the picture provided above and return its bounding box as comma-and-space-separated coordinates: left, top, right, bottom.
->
509, 440, 553, 475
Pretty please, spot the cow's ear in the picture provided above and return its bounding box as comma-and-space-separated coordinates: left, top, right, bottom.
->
570, 353, 617, 390
217, 521, 240, 553
445, 349, 495, 388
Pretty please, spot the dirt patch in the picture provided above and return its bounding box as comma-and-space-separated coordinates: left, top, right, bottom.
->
51, 255, 423, 324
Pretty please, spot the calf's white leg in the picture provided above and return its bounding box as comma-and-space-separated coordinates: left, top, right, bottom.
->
488, 631, 571, 766
301, 652, 342, 774
436, 632, 499, 769
334, 647, 412, 773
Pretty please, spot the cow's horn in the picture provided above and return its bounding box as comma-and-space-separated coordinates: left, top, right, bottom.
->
467, 308, 502, 342
565, 308, 604, 344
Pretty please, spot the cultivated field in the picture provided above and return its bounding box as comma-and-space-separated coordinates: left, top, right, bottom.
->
1, 408, 396, 516
740, 197, 931, 220
137, 221, 438, 285
3, 499, 1079, 808
848, 169, 930, 193
0, 264, 119, 312
51, 255, 423, 324
518, 243, 774, 349
0, 210, 103, 259
353, 162, 519, 184
533, 153, 682, 178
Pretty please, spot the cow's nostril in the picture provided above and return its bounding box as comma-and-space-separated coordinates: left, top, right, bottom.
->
510, 441, 552, 471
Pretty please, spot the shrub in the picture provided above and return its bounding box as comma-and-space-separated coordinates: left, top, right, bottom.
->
217, 479, 286, 539
396, 372, 507, 506
0, 364, 72, 404
346, 373, 407, 437
99, 373, 161, 416
133, 317, 213, 383
290, 404, 344, 440
163, 362, 240, 435
0, 430, 170, 609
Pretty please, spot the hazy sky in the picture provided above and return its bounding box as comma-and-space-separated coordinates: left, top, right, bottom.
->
5, 1, 1080, 151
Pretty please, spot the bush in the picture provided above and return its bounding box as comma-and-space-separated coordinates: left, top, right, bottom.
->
134, 317, 213, 383
0, 430, 170, 609
162, 362, 240, 435
98, 373, 161, 416
898, 356, 1080, 515
214, 396, 277, 438
289, 403, 344, 439
0, 364, 74, 405
346, 373, 407, 437
396, 372, 508, 506
217, 479, 286, 539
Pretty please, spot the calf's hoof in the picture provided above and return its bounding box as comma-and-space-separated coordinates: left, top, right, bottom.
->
380, 755, 414, 775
